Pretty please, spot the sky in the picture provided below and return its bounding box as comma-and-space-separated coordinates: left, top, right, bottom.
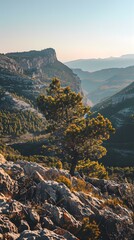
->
0, 0, 134, 61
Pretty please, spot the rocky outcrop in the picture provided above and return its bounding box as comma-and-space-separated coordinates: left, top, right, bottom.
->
0, 159, 133, 239
0, 54, 23, 74
17, 228, 79, 240
7, 48, 57, 70
0, 168, 18, 195
0, 154, 6, 164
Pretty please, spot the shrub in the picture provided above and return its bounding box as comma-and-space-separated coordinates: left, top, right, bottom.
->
55, 160, 63, 169
56, 175, 72, 189
77, 159, 108, 179
77, 217, 100, 240
72, 178, 89, 193
102, 197, 125, 208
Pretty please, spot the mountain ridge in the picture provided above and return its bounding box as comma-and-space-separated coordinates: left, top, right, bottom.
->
92, 81, 134, 166
73, 66, 134, 104
65, 54, 134, 72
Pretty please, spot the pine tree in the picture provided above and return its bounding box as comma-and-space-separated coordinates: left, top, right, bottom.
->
37, 78, 115, 176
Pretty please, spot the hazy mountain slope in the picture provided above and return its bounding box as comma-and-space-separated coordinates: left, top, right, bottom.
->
88, 66, 134, 104
73, 67, 128, 93
65, 54, 134, 72
73, 66, 134, 105
92, 82, 134, 166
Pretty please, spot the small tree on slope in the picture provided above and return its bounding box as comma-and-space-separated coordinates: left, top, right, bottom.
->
37, 78, 115, 176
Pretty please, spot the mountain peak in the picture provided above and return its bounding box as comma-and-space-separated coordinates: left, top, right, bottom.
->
6, 48, 57, 61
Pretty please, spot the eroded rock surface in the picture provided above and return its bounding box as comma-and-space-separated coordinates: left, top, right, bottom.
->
0, 159, 133, 240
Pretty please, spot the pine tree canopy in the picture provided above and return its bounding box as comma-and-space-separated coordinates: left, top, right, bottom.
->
37, 78, 115, 176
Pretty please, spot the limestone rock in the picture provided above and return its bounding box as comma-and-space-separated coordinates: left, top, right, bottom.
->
0, 160, 133, 239
0, 154, 6, 164
0, 215, 18, 234
17, 160, 71, 181
17, 229, 66, 240
41, 216, 55, 230
35, 180, 94, 219
2, 233, 19, 240
54, 228, 79, 240
0, 168, 18, 195
18, 220, 30, 233
95, 208, 134, 240
24, 208, 40, 229
41, 203, 81, 233
0, 161, 24, 180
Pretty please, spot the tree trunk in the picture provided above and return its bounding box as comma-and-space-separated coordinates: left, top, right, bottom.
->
70, 161, 77, 176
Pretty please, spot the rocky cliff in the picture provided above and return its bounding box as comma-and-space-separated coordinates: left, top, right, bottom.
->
0, 156, 133, 239
0, 48, 81, 110
6, 48, 81, 93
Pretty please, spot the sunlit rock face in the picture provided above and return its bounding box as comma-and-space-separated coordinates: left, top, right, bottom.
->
6, 48, 81, 93
0, 159, 133, 239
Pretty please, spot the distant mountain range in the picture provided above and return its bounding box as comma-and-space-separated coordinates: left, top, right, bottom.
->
92, 82, 134, 167
65, 54, 134, 72
73, 66, 134, 105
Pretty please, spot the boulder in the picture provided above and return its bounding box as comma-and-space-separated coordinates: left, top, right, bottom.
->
94, 208, 134, 240
18, 220, 30, 233
86, 178, 120, 195
17, 160, 71, 180
41, 203, 81, 233
0, 161, 24, 180
17, 229, 66, 240
54, 228, 79, 240
0, 199, 24, 215
24, 208, 40, 229
35, 180, 94, 219
0, 168, 18, 195
2, 233, 19, 240
41, 216, 55, 230
0, 215, 18, 234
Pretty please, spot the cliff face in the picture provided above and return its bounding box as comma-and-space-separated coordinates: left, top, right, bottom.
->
6, 48, 81, 93
7, 49, 57, 75
0, 54, 23, 74
0, 158, 133, 240
0, 48, 81, 110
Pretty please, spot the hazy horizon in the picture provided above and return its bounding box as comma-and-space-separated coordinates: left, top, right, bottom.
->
1, 0, 134, 61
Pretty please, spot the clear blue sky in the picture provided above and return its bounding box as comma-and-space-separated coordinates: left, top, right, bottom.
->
0, 0, 134, 61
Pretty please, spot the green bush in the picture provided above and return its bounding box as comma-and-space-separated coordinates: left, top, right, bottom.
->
56, 175, 72, 189
55, 160, 63, 169
77, 217, 100, 240
77, 159, 108, 179
73, 178, 88, 193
